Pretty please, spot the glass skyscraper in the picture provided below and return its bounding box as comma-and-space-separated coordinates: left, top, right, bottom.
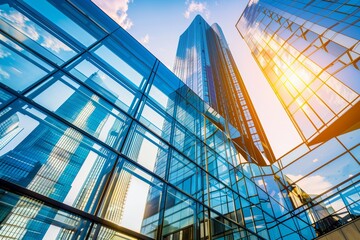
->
238, 0, 359, 238
174, 15, 276, 165
0, 0, 355, 240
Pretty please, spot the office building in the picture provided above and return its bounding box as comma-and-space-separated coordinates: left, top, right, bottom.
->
238, 0, 360, 237
0, 0, 349, 239
174, 15, 276, 165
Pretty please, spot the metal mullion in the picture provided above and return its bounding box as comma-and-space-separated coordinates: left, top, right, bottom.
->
91, 59, 159, 221
278, 173, 360, 228
0, 179, 153, 240
115, 149, 266, 239
0, 28, 55, 72
0, 87, 19, 113
1, 85, 117, 154
155, 87, 179, 239
286, 150, 357, 188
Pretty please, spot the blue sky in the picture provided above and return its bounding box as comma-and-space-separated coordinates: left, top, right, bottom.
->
92, 0, 303, 157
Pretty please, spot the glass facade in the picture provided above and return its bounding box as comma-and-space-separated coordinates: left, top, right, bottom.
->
174, 15, 276, 165
237, 0, 359, 144
237, 0, 360, 237
0, 0, 353, 239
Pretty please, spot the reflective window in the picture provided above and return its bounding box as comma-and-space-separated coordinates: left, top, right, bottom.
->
27, 73, 131, 149
173, 123, 204, 166
282, 139, 346, 181
0, 38, 51, 92
0, 100, 116, 213
0, 3, 76, 63
138, 99, 173, 142
296, 153, 359, 195
149, 77, 176, 116
99, 160, 163, 239
23, 0, 101, 47
69, 57, 140, 115
122, 124, 168, 177
169, 150, 204, 201
208, 176, 236, 221
91, 40, 151, 89
0, 88, 15, 108
162, 187, 196, 240
0, 190, 91, 239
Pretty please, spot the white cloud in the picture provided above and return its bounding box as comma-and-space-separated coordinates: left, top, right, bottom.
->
287, 174, 332, 195
0, 67, 10, 79
92, 0, 133, 30
184, 1, 210, 19
140, 34, 149, 44
41, 35, 72, 53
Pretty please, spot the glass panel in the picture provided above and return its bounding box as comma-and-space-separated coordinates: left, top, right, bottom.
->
162, 187, 196, 240
316, 84, 347, 114
210, 211, 239, 239
173, 123, 204, 166
0, 189, 91, 239
0, 39, 50, 92
0, 100, 117, 213
208, 176, 236, 221
308, 94, 335, 124
122, 124, 168, 177
296, 153, 359, 195
138, 100, 172, 142
207, 148, 231, 186
326, 77, 357, 103
149, 77, 176, 116
99, 160, 163, 239
282, 139, 346, 182
0, 3, 76, 63
169, 150, 204, 200
293, 108, 316, 139
69, 58, 139, 114
23, 0, 99, 47
28, 73, 131, 149
175, 100, 203, 139
92, 41, 150, 89
0, 88, 15, 108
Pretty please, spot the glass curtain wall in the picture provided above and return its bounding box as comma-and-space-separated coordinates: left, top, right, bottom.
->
237, 0, 360, 237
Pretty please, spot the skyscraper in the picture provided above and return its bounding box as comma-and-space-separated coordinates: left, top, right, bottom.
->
238, 0, 360, 237
174, 15, 276, 165
0, 0, 350, 239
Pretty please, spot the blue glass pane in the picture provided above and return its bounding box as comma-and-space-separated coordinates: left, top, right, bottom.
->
0, 190, 91, 239
0, 40, 50, 92
23, 0, 100, 47
122, 124, 168, 178
92, 40, 150, 89
0, 3, 76, 63
0, 87, 15, 108
99, 160, 163, 239
27, 73, 131, 149
0, 100, 117, 213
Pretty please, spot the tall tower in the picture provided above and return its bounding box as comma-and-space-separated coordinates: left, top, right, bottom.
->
174, 15, 276, 165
